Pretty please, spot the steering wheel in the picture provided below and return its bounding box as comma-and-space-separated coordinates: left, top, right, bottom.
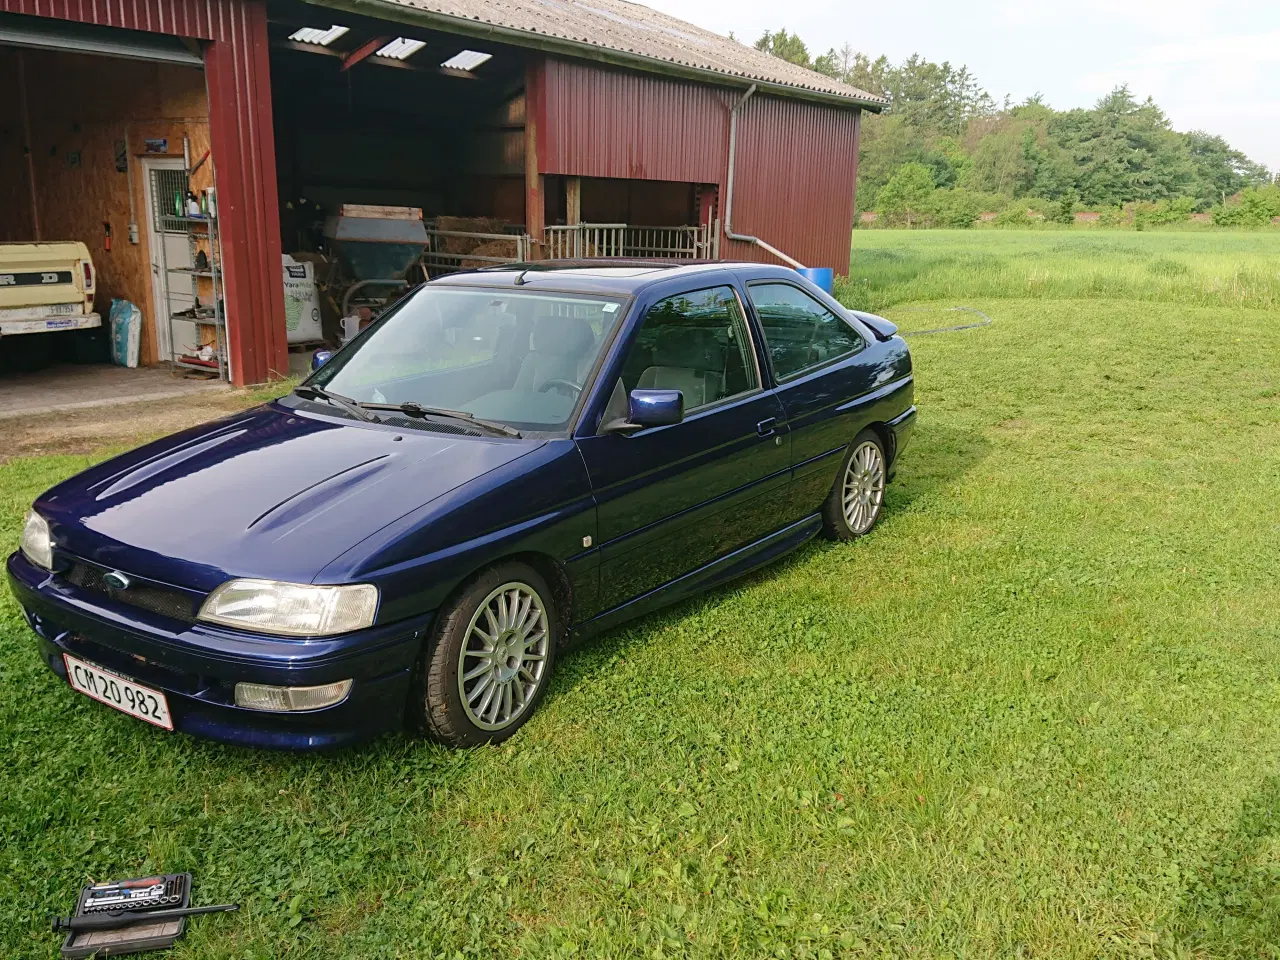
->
538, 378, 583, 398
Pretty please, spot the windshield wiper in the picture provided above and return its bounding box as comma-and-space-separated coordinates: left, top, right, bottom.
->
358, 400, 522, 438
293, 384, 381, 423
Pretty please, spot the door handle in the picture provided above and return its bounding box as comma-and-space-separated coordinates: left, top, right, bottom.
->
756, 418, 776, 438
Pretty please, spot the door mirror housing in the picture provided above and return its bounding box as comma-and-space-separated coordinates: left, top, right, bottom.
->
311, 348, 334, 372
601, 389, 684, 434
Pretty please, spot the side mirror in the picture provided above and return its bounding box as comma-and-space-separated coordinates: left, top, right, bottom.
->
630, 389, 684, 427
311, 348, 334, 372
602, 389, 684, 434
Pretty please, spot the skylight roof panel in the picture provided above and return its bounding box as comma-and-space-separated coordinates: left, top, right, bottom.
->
376, 37, 427, 60
441, 50, 493, 71
288, 25, 349, 46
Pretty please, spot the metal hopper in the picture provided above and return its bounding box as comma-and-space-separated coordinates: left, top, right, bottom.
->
323, 204, 428, 282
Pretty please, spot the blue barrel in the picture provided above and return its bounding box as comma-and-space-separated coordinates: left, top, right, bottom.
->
797, 266, 834, 293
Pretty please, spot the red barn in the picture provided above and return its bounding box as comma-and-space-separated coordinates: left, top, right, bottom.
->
0, 0, 885, 384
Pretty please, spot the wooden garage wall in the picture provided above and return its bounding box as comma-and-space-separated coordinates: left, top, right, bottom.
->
0, 48, 211, 365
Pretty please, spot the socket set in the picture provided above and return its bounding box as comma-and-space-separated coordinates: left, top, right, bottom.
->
81, 875, 186, 914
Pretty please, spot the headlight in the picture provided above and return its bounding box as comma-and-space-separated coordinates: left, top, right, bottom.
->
197, 579, 378, 636
19, 509, 52, 570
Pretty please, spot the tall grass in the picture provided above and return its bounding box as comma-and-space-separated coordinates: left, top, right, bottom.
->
836, 230, 1280, 313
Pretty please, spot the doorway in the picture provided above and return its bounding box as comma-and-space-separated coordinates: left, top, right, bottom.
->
142, 156, 193, 363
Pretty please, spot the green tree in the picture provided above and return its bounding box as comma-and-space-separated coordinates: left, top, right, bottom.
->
1049, 86, 1194, 207
876, 162, 936, 226
1186, 132, 1271, 207
753, 29, 811, 68
812, 48, 841, 78
845, 51, 891, 97
1213, 185, 1280, 225
963, 125, 1034, 196
929, 188, 983, 227
882, 55, 994, 136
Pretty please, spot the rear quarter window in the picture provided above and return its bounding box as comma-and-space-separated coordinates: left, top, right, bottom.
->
747, 282, 865, 382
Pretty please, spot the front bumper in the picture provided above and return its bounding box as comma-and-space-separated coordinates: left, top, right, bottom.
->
7, 551, 429, 750
0, 310, 101, 336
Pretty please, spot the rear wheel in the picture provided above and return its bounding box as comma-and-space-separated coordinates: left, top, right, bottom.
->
821, 429, 887, 540
411, 561, 557, 747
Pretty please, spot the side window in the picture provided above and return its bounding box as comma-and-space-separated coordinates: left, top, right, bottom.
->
747, 283, 865, 381
617, 286, 758, 411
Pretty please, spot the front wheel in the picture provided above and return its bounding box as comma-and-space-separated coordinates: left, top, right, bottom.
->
411, 561, 557, 747
821, 429, 887, 540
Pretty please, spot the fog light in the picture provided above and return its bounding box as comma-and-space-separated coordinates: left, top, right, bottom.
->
234, 679, 353, 712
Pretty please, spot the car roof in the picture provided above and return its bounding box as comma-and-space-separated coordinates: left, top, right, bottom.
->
429, 259, 801, 296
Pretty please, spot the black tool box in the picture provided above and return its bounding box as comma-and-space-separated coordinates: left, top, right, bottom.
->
61, 873, 192, 958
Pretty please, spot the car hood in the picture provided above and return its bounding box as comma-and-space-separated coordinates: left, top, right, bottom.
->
39, 403, 542, 590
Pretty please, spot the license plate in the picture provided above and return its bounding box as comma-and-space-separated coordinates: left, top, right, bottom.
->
63, 654, 173, 730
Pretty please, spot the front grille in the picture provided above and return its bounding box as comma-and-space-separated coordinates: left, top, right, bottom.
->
63, 561, 201, 624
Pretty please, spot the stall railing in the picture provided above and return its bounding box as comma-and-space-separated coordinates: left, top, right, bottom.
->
420, 228, 531, 276
544, 222, 718, 260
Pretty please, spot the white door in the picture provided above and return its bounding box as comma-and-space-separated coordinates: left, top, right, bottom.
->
142, 158, 195, 362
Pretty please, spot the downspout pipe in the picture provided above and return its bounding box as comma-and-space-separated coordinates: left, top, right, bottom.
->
724, 84, 804, 270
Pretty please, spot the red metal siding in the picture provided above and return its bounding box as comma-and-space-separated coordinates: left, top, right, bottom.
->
205, 0, 286, 384
4, 0, 287, 383
726, 95, 859, 273
541, 56, 860, 274
1, 0, 219, 39
542, 57, 728, 184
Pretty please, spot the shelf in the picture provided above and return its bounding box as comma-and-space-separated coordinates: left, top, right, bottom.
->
173, 357, 223, 372
167, 267, 217, 277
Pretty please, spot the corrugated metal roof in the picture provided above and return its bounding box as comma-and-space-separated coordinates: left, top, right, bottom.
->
306, 0, 888, 109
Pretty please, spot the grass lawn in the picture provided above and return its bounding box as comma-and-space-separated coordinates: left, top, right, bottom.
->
4, 230, 1280, 957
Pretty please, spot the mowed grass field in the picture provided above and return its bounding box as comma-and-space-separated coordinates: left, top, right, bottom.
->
4, 230, 1280, 958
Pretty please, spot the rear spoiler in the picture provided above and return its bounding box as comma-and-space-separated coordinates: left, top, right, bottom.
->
848, 309, 899, 342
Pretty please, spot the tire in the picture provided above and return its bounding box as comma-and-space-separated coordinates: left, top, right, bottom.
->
411, 561, 558, 747
821, 429, 888, 540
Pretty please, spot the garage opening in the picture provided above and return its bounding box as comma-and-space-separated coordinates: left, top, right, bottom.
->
266, 6, 718, 340
268, 13, 530, 337
0, 15, 232, 394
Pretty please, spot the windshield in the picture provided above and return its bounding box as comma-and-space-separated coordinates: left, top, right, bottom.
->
308, 286, 628, 432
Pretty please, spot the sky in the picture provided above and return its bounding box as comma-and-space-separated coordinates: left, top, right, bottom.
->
641, 0, 1280, 172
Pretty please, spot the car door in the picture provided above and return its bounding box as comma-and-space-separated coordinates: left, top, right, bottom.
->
743, 280, 882, 517
575, 282, 791, 615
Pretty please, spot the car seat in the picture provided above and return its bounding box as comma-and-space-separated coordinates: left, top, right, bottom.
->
513, 315, 596, 392
636, 327, 725, 409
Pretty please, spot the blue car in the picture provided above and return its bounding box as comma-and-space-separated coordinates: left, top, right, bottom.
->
8, 261, 915, 749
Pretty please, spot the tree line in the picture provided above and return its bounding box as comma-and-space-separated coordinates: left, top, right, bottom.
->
752, 28, 1280, 227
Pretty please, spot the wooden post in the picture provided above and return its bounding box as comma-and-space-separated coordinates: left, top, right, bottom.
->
17, 52, 41, 241
524, 57, 546, 259
565, 176, 581, 225
695, 184, 718, 227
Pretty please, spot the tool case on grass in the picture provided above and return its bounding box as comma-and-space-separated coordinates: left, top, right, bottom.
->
61, 873, 192, 958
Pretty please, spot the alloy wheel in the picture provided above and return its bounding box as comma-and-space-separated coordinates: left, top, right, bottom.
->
841, 440, 885, 535
458, 582, 550, 731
